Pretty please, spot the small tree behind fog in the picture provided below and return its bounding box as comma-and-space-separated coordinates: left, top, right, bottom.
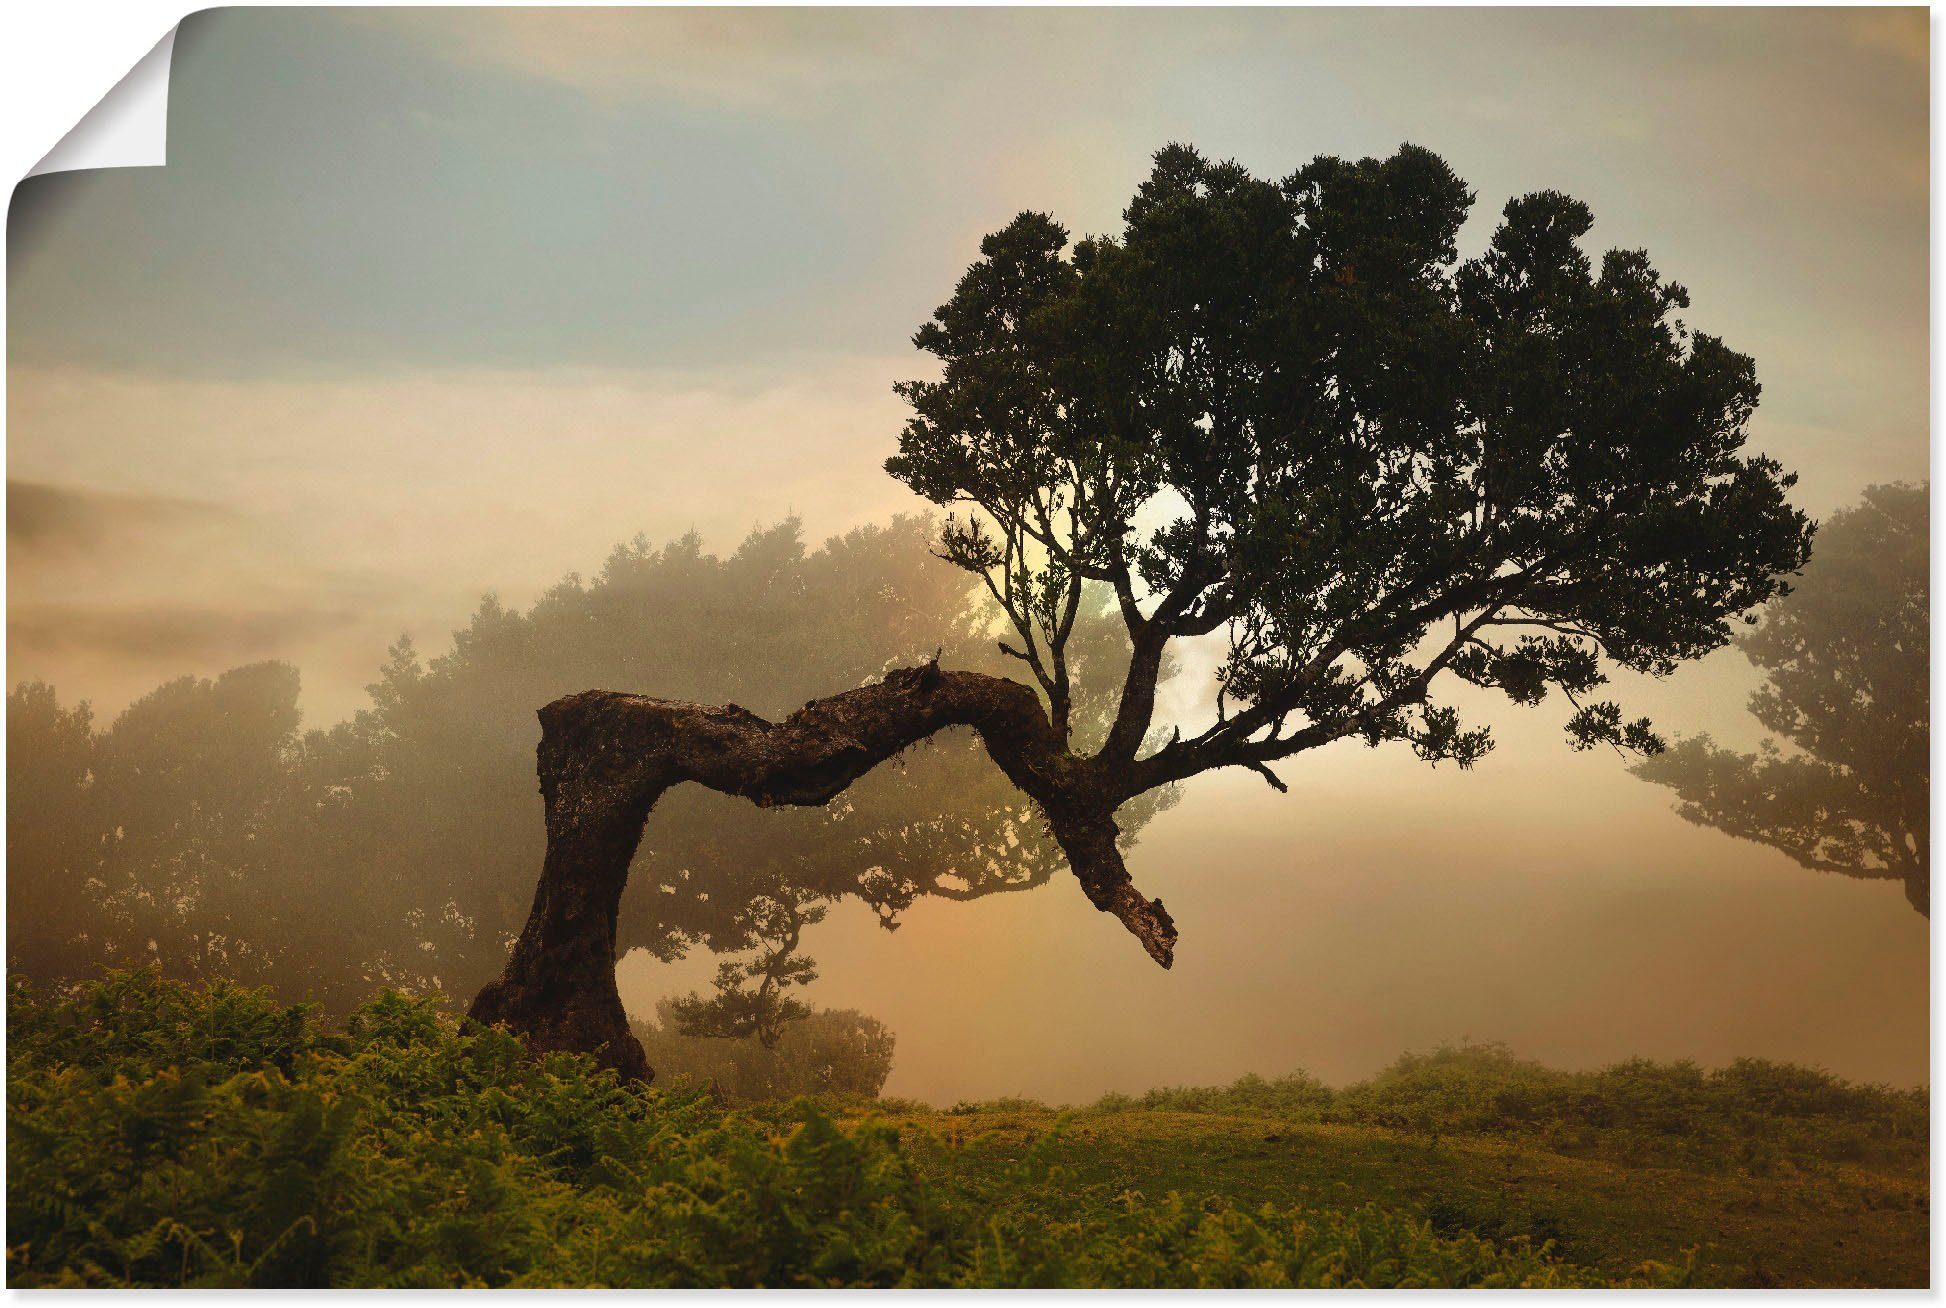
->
7, 515, 1173, 1022
1635, 482, 1929, 915
631, 1000, 896, 1102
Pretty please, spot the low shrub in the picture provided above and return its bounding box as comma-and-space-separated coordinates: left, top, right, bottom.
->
1329, 1041, 1926, 1170
1074, 1040, 1925, 1174
629, 1000, 894, 1103
945, 1095, 1047, 1116
1085, 1070, 1334, 1118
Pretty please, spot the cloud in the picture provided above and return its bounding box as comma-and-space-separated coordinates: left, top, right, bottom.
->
364, 8, 906, 114
9, 600, 359, 665
8, 478, 240, 561
7, 469, 426, 722
1840, 7, 1928, 65
6, 358, 922, 722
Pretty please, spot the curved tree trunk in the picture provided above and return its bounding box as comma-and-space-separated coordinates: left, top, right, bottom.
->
469, 662, 1176, 1081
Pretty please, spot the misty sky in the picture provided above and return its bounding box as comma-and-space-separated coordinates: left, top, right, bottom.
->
7, 7, 1929, 1099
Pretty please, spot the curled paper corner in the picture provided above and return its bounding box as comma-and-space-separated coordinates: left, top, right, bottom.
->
27, 26, 178, 178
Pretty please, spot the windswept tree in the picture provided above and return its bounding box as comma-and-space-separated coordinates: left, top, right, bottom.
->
472, 142, 1812, 1081
8, 517, 1169, 1025
288, 515, 1169, 1023
1636, 482, 1927, 915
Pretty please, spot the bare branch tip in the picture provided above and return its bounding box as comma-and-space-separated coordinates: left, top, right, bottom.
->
1244, 760, 1290, 794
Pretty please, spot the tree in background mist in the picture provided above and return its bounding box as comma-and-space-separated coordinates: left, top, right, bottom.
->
1635, 483, 1928, 915
9, 666, 312, 986
8, 683, 103, 982
470, 142, 1813, 1081
7, 515, 1173, 1024
631, 1000, 896, 1102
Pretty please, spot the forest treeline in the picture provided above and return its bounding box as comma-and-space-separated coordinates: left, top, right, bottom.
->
7, 515, 1172, 1025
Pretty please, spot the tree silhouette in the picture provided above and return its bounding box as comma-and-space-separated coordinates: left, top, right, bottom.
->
473, 143, 1813, 1081
291, 515, 1170, 1025
1635, 483, 1927, 914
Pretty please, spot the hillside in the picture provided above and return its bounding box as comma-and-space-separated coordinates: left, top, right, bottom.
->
6, 972, 1926, 1288
874, 1101, 1924, 1287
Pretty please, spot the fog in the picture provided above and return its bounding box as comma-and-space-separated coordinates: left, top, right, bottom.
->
7, 7, 1927, 1100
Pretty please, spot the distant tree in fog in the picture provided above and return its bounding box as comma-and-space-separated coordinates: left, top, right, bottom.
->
8, 666, 316, 987
8, 683, 102, 981
1636, 483, 1929, 915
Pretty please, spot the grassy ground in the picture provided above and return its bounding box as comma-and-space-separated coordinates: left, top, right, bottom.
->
838, 1101, 1926, 1288
8, 971, 1928, 1288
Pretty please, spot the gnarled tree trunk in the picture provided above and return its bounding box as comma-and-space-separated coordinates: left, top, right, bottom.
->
469, 662, 1175, 1080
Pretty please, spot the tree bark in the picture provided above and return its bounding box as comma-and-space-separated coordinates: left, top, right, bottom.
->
469, 662, 1176, 1080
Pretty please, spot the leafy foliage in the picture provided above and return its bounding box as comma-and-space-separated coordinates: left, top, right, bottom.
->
890, 143, 1811, 796
9, 972, 1656, 1288
1635, 482, 1929, 913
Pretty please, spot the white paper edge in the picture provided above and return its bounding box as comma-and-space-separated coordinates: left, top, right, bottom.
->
26, 26, 177, 178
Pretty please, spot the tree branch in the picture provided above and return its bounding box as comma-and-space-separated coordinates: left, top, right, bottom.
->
471, 664, 1176, 1079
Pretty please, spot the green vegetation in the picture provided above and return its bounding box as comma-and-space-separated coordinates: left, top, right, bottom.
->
1334, 1043, 1924, 1171
8, 972, 1923, 1288
1084, 1070, 1336, 1119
